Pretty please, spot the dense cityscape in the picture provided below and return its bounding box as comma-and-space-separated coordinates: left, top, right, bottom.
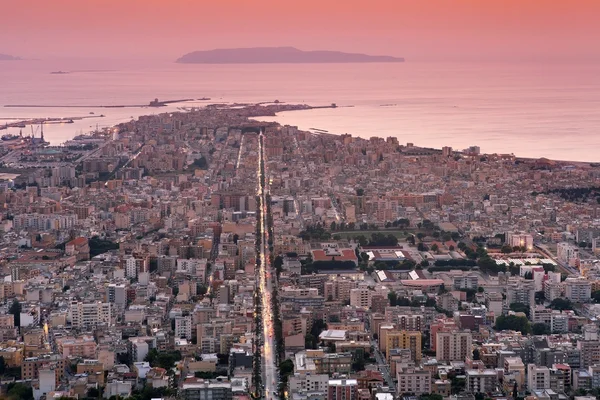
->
2, 103, 600, 400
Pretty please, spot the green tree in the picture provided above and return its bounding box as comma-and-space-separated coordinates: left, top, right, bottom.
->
356, 188, 365, 196
549, 298, 573, 310
472, 348, 480, 360
431, 243, 439, 253
494, 315, 531, 334
509, 302, 530, 317
532, 322, 551, 335
388, 291, 398, 307
592, 290, 600, 303
9, 299, 21, 328
6, 382, 33, 400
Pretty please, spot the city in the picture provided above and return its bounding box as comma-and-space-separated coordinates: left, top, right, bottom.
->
1, 102, 600, 400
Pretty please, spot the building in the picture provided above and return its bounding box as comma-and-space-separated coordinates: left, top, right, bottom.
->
564, 278, 591, 303
506, 279, 535, 306
528, 365, 550, 391
436, 330, 472, 362
175, 315, 193, 340
453, 274, 479, 290
69, 301, 112, 328
396, 367, 432, 395
557, 242, 580, 267
328, 379, 358, 400
288, 373, 329, 397
106, 284, 127, 307
180, 378, 233, 400
466, 369, 498, 393
21, 354, 66, 387
507, 232, 533, 250
350, 287, 371, 308
65, 237, 90, 261
385, 331, 422, 362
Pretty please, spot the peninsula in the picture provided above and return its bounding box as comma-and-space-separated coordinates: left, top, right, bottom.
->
176, 46, 404, 64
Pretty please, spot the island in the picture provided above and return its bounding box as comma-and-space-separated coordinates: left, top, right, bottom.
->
0, 53, 20, 61
176, 46, 404, 64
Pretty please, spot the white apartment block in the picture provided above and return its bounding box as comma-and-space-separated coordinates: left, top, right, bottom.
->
69, 301, 112, 328
288, 373, 329, 395
564, 277, 591, 303
453, 273, 479, 290
13, 213, 77, 231
557, 242, 579, 266
175, 315, 193, 340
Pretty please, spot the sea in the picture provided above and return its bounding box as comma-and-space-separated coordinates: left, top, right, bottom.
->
1, 59, 599, 162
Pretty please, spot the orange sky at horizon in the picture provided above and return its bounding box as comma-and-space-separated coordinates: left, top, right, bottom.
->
1, 0, 600, 61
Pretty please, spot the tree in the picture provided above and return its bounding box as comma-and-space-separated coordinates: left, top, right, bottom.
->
417, 242, 428, 252
501, 244, 513, 254
477, 286, 484, 293
509, 302, 530, 317
86, 387, 101, 398
360, 252, 370, 264
232, 233, 239, 244
6, 382, 33, 400
494, 315, 531, 334
550, 298, 573, 310
532, 323, 551, 335
310, 319, 327, 338
472, 348, 480, 360
593, 290, 600, 303
0, 355, 5, 374
9, 299, 21, 328
193, 156, 208, 169
388, 291, 398, 307
431, 243, 439, 253
305, 333, 317, 349
330, 221, 337, 231
356, 188, 365, 196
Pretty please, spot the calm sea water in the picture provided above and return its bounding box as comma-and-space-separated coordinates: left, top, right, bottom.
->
1, 59, 599, 161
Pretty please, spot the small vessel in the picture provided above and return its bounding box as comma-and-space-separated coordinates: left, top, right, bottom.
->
50, 71, 69, 74
1, 134, 20, 141
89, 112, 95, 115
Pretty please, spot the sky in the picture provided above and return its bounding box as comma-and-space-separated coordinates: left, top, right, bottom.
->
1, 0, 600, 62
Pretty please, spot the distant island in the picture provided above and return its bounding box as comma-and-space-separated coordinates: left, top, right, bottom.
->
0, 54, 20, 61
176, 46, 404, 64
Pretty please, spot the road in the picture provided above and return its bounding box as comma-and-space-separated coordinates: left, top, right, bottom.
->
257, 130, 279, 399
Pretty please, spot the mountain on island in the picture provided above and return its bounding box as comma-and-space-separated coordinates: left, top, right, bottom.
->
176, 47, 404, 64
0, 54, 20, 61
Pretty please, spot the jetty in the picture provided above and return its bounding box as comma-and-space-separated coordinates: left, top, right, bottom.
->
4, 98, 199, 109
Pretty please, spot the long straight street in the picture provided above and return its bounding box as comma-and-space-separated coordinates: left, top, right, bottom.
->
257, 130, 279, 399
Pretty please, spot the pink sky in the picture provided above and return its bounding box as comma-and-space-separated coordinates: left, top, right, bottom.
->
2, 0, 600, 61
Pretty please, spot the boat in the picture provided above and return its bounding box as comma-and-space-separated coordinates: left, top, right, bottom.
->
50, 71, 69, 74
2, 134, 20, 141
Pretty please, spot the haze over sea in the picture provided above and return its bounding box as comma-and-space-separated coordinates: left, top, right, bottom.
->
1, 59, 599, 162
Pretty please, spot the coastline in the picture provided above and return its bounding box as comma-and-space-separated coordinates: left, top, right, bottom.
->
2, 101, 598, 166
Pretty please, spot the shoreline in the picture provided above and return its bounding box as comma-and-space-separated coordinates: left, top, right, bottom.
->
2, 101, 597, 166
253, 107, 600, 165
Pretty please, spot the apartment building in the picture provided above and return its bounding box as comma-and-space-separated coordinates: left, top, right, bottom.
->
396, 367, 432, 395
436, 330, 473, 362
386, 331, 422, 362
69, 301, 112, 328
